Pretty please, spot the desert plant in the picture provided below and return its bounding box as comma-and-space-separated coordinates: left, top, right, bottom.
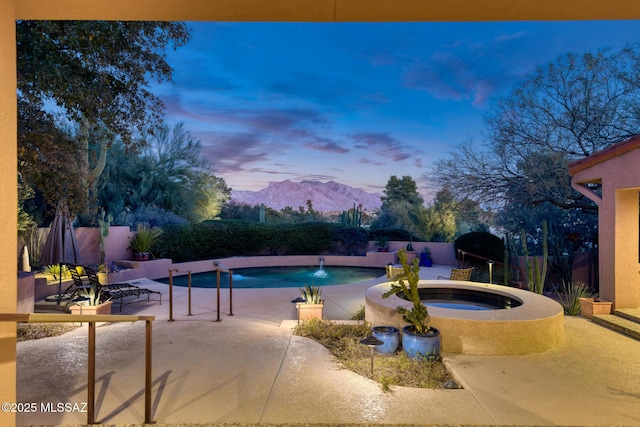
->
76, 284, 105, 306
299, 283, 322, 304
351, 305, 365, 321
24, 223, 44, 270
382, 249, 430, 334
129, 223, 163, 256
41, 264, 69, 280
376, 237, 389, 249
406, 236, 415, 251
97, 208, 113, 266
522, 220, 548, 294
556, 280, 595, 315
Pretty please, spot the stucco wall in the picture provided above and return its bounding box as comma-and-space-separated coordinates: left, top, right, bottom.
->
571, 148, 640, 308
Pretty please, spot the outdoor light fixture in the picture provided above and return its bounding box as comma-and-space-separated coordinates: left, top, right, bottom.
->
291, 297, 306, 325
360, 335, 384, 377
487, 260, 494, 284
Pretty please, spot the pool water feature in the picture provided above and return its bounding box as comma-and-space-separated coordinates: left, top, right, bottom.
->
158, 266, 383, 289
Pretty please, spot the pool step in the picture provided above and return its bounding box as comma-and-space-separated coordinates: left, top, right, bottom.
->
592, 310, 640, 341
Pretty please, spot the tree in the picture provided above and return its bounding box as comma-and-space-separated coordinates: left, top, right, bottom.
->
373, 176, 425, 238
430, 44, 640, 212
96, 123, 231, 224
422, 188, 487, 242
17, 20, 191, 216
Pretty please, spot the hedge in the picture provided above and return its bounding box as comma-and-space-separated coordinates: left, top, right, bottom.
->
154, 221, 370, 262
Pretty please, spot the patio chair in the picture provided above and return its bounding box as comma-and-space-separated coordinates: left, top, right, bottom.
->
59, 263, 93, 305
70, 265, 162, 312
437, 267, 473, 281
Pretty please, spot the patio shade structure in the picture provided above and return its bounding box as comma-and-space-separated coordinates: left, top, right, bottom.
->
39, 200, 80, 304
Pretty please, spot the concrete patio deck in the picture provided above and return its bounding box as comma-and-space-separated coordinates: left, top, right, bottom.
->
16, 264, 640, 426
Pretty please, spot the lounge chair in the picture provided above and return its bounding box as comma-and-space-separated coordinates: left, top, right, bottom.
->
66, 264, 162, 312
437, 267, 473, 281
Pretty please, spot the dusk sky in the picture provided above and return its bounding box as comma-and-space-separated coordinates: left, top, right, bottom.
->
154, 20, 640, 198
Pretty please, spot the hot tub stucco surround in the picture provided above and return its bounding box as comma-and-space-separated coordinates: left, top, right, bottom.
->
365, 280, 565, 355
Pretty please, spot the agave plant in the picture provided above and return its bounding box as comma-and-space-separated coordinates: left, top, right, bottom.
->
41, 264, 70, 280
299, 283, 322, 304
556, 280, 595, 315
128, 223, 163, 257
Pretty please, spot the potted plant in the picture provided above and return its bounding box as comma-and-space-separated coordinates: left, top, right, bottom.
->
383, 249, 440, 359
419, 246, 433, 267
97, 261, 123, 284
297, 283, 324, 321
376, 237, 390, 252
128, 223, 162, 261
69, 279, 112, 315
371, 325, 400, 354
406, 236, 415, 252
579, 296, 613, 319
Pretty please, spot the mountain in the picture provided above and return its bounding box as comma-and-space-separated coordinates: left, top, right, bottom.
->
231, 180, 383, 212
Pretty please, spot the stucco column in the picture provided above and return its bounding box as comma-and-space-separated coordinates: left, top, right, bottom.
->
614, 189, 640, 308
0, 2, 17, 426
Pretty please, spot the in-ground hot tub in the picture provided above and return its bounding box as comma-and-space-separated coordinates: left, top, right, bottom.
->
365, 280, 564, 355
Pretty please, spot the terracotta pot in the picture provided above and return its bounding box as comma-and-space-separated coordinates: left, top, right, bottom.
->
297, 303, 324, 321
579, 297, 613, 319
69, 300, 113, 316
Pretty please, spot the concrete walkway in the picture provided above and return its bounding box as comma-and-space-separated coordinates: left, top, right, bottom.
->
16, 265, 640, 426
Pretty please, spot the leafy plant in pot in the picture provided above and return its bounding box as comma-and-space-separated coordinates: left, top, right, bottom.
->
297, 283, 324, 321
128, 223, 162, 261
419, 246, 433, 267
69, 276, 112, 315
383, 249, 440, 359
376, 237, 390, 252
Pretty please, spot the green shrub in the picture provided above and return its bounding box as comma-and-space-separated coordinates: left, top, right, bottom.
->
155, 221, 370, 262
368, 228, 413, 242
454, 231, 505, 264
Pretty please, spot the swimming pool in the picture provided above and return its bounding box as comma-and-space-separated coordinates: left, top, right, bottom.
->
157, 266, 384, 289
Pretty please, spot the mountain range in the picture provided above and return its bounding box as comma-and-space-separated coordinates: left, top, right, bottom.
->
231, 180, 383, 212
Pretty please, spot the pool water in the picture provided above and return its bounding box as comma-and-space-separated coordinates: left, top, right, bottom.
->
400, 287, 522, 311
157, 266, 384, 289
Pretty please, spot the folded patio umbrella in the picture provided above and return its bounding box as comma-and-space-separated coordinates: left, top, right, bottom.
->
39, 200, 80, 304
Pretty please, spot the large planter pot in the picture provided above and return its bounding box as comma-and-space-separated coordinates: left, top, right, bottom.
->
419, 253, 433, 267
98, 271, 121, 284
579, 297, 613, 319
297, 303, 324, 321
134, 252, 150, 261
69, 300, 113, 316
402, 325, 440, 359
372, 326, 400, 354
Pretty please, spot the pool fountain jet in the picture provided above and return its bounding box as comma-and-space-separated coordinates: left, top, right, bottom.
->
312, 257, 329, 279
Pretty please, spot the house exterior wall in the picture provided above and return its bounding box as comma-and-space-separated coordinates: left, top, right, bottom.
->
571, 147, 640, 309
0, 3, 17, 425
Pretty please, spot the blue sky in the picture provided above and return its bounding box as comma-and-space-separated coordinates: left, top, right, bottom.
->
154, 21, 640, 197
